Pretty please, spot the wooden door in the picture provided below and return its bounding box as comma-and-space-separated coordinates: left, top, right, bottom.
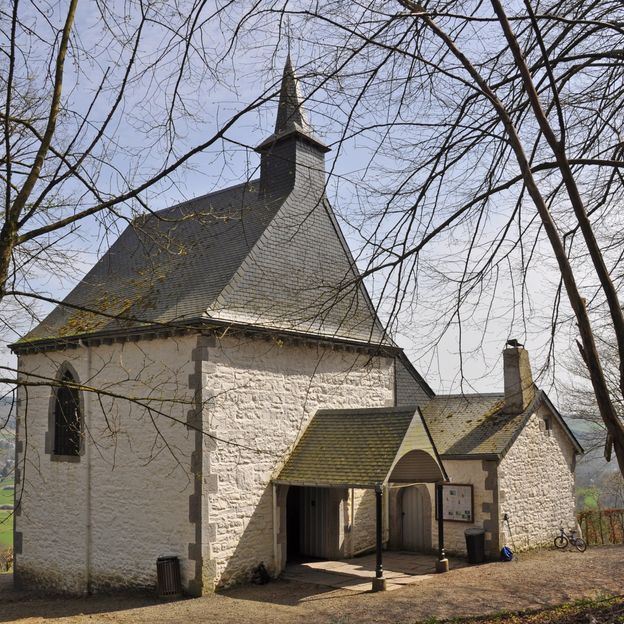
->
301, 486, 335, 558
401, 486, 427, 551
288, 486, 340, 560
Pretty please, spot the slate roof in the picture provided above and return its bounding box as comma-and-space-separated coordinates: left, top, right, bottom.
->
420, 390, 583, 458
16, 58, 389, 348
20, 182, 285, 342
275, 407, 445, 488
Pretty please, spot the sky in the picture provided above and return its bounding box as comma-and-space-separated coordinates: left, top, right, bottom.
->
3, 0, 593, 405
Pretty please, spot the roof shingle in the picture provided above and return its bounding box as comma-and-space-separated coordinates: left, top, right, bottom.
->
275, 407, 444, 488
21, 182, 283, 342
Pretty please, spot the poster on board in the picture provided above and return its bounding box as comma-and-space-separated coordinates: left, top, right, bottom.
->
437, 484, 473, 522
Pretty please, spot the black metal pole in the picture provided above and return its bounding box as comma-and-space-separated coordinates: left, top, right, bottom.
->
375, 483, 383, 579
437, 483, 446, 561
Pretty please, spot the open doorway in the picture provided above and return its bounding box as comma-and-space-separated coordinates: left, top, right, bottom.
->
286, 485, 340, 562
286, 486, 303, 562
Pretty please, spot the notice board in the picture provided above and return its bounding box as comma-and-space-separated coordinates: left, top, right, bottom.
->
437, 484, 473, 522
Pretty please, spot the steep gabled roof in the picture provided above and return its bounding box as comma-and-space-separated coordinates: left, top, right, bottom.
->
421, 390, 583, 459
275, 406, 446, 488
206, 193, 388, 343
395, 351, 435, 407
19, 182, 284, 342
16, 58, 390, 349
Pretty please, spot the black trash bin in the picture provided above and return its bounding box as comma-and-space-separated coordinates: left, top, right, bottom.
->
156, 556, 182, 599
464, 528, 485, 564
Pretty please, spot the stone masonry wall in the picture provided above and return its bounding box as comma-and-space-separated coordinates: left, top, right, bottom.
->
203, 334, 394, 588
498, 407, 576, 552
14, 335, 196, 594
426, 458, 499, 557
349, 489, 377, 555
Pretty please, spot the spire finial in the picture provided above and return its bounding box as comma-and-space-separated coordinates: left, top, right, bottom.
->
286, 16, 292, 57
255, 55, 329, 154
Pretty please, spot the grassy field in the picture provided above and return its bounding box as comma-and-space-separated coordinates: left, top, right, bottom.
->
0, 477, 14, 548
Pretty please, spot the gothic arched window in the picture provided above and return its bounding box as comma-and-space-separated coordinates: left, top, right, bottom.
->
54, 371, 81, 456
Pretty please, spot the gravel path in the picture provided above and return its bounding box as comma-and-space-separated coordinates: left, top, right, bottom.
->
1, 546, 623, 623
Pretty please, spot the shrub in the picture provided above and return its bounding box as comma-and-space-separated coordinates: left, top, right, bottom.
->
0, 547, 13, 572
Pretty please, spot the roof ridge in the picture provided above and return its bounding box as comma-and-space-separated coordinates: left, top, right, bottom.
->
316, 406, 417, 416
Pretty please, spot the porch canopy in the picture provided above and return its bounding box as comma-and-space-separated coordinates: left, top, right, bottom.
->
274, 406, 447, 489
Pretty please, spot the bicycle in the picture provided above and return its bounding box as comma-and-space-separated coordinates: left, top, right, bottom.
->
554, 527, 587, 552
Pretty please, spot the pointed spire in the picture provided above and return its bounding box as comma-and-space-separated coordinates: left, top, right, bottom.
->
256, 56, 328, 153
274, 55, 313, 136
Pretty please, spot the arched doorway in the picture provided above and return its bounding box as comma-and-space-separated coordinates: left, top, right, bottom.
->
400, 485, 432, 551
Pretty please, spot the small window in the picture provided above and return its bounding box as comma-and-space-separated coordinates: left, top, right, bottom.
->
54, 372, 81, 456
544, 416, 552, 436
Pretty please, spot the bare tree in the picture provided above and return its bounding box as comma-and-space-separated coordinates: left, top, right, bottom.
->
0, 1, 288, 333
0, 1, 301, 535
0, 1, 300, 422
4, 0, 624, 479
249, 0, 624, 476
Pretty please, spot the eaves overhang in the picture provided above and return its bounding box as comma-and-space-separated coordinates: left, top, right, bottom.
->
11, 316, 401, 358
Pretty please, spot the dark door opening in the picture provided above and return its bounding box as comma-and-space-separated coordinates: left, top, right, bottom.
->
287, 486, 303, 562
287, 485, 339, 562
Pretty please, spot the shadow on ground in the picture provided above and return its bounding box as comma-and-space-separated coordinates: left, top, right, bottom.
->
0, 573, 341, 621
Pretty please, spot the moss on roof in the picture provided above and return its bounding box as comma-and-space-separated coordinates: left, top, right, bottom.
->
421, 393, 527, 457
275, 407, 444, 488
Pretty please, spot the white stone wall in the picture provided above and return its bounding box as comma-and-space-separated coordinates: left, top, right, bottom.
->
204, 335, 395, 587
348, 488, 377, 555
426, 459, 498, 556
15, 335, 196, 593
498, 407, 576, 552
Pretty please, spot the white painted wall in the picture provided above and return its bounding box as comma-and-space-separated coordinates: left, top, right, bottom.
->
498, 407, 576, 552
425, 459, 497, 556
204, 335, 395, 587
15, 335, 196, 593
349, 488, 378, 555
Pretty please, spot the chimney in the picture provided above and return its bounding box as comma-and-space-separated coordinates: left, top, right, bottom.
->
503, 340, 535, 414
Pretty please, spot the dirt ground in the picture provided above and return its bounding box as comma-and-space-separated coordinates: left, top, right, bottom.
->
1, 546, 623, 624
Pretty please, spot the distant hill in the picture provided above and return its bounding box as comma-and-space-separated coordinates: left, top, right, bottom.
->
566, 417, 618, 488
0, 396, 15, 480
566, 417, 623, 509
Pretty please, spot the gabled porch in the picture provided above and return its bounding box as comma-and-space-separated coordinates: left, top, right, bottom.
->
272, 406, 450, 591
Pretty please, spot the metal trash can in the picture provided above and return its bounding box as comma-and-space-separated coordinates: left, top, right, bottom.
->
156, 556, 182, 598
464, 528, 485, 564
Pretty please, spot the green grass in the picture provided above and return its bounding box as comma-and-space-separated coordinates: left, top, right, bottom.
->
0, 511, 11, 548
576, 485, 600, 510
0, 477, 13, 548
